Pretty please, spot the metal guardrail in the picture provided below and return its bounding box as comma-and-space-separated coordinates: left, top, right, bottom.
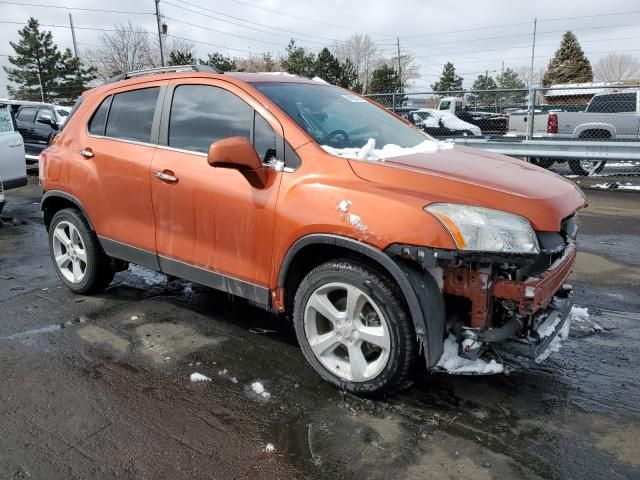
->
453, 139, 640, 161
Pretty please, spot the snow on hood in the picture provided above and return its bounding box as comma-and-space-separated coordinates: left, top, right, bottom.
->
321, 138, 454, 162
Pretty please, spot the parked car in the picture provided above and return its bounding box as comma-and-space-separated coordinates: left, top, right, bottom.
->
40, 66, 586, 396
546, 90, 640, 175
0, 102, 27, 214
409, 108, 482, 137
437, 97, 509, 135
14, 103, 61, 163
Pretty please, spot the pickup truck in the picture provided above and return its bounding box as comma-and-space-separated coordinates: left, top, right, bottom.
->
437, 97, 508, 135
545, 90, 640, 175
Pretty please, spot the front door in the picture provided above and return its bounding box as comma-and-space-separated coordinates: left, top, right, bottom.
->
150, 80, 284, 303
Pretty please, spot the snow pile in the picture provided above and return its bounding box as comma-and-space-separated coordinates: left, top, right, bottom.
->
594, 182, 640, 191
251, 381, 271, 398
312, 76, 328, 84
569, 306, 603, 334
190, 372, 211, 382
264, 443, 276, 453
321, 138, 454, 162
436, 335, 504, 375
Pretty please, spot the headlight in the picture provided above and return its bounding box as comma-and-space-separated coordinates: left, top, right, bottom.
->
425, 203, 539, 253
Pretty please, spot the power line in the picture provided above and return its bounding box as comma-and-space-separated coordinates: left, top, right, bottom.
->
0, 1, 153, 15
217, 0, 393, 39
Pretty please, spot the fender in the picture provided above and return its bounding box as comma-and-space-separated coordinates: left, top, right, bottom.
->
572, 123, 615, 139
41, 190, 95, 231
278, 234, 445, 367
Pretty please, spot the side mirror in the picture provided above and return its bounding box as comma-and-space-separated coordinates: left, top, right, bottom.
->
207, 136, 267, 188
37, 116, 57, 129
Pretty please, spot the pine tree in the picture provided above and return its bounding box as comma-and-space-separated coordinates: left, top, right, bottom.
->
4, 18, 95, 103
431, 62, 463, 92
542, 31, 593, 86
338, 59, 363, 93
200, 53, 237, 72
280, 40, 316, 77
368, 64, 403, 107
495, 67, 527, 104
168, 50, 195, 66
313, 48, 342, 83
472, 73, 497, 105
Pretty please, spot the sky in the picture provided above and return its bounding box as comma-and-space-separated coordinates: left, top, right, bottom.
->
1, 0, 640, 97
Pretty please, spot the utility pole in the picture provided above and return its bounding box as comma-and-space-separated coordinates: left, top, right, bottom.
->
155, 0, 165, 67
526, 17, 537, 140
396, 37, 401, 83
485, 69, 489, 89
69, 13, 79, 58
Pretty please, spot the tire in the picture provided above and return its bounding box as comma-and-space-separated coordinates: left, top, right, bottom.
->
48, 208, 114, 294
568, 159, 607, 176
530, 157, 555, 169
293, 259, 416, 397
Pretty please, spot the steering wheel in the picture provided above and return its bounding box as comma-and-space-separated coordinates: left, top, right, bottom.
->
320, 129, 350, 148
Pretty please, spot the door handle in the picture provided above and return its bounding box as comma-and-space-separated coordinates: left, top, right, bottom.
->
154, 170, 178, 183
79, 148, 94, 158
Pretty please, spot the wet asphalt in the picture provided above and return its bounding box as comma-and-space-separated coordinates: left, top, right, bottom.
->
1, 182, 639, 480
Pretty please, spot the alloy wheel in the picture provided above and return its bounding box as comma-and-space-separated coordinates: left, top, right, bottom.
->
52, 220, 87, 284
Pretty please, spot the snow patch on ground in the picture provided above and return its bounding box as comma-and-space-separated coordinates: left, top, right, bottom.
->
190, 372, 211, 382
436, 334, 504, 375
251, 381, 271, 398
594, 182, 640, 191
264, 443, 276, 453
321, 138, 454, 162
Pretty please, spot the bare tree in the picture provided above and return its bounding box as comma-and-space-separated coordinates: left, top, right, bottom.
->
594, 53, 640, 82
83, 22, 160, 81
236, 52, 279, 72
332, 34, 378, 90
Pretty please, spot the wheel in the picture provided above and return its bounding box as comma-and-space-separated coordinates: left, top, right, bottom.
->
49, 208, 114, 294
530, 157, 555, 169
568, 159, 607, 176
293, 259, 416, 396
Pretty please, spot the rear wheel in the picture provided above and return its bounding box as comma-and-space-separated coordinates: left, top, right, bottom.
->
293, 259, 416, 396
568, 158, 607, 176
49, 208, 114, 294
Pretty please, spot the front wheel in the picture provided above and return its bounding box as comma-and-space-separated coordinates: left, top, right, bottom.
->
293, 259, 416, 396
530, 157, 555, 169
49, 208, 114, 294
568, 159, 607, 176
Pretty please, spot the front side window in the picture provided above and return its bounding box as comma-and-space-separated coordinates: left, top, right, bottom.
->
105, 87, 159, 143
169, 85, 252, 154
253, 82, 428, 150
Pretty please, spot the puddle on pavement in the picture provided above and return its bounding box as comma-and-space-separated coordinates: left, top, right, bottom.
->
135, 322, 223, 363
574, 252, 640, 281
77, 325, 130, 353
596, 423, 640, 467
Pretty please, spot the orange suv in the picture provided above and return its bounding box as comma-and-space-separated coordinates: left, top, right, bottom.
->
40, 66, 586, 395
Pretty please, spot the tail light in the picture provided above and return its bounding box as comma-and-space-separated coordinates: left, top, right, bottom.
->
547, 113, 558, 134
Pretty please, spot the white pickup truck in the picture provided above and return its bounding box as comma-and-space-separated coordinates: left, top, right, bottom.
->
0, 103, 27, 214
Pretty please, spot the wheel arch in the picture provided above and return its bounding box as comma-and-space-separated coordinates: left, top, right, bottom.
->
41, 190, 94, 232
278, 234, 444, 367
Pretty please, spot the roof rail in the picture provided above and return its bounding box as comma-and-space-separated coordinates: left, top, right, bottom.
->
106, 64, 223, 84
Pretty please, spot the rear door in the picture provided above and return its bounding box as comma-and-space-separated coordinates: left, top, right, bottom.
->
15, 106, 38, 154
0, 105, 27, 188
150, 79, 284, 302
68, 82, 167, 264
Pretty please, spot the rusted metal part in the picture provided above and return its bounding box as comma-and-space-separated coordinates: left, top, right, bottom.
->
271, 287, 285, 312
493, 243, 577, 315
443, 268, 492, 329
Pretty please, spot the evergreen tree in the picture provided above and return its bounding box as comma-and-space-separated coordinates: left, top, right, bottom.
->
542, 31, 593, 86
4, 18, 95, 103
431, 62, 463, 92
472, 73, 497, 105
495, 67, 527, 104
280, 40, 316, 77
313, 48, 342, 83
200, 53, 237, 71
338, 59, 363, 93
368, 64, 403, 107
168, 50, 195, 66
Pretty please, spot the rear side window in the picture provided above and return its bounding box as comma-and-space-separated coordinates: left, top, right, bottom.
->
17, 107, 37, 123
105, 87, 159, 143
169, 85, 252, 154
89, 96, 112, 136
588, 93, 636, 113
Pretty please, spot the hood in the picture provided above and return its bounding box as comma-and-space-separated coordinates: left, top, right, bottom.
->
347, 145, 586, 232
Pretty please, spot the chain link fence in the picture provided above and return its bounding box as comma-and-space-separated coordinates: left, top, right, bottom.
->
366, 85, 640, 190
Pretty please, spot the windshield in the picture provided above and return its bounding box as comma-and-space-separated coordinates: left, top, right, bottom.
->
251, 82, 429, 150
